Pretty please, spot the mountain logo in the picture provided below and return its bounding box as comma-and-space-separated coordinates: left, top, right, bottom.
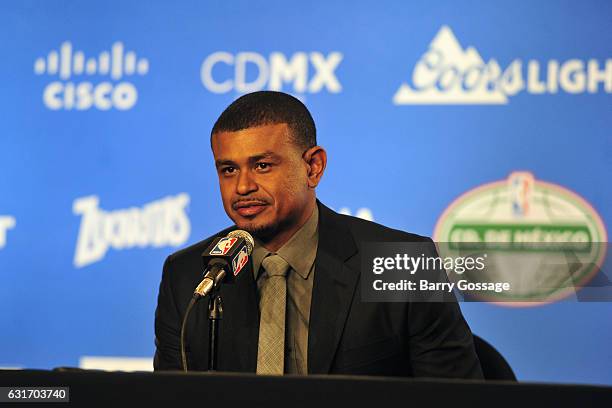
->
393, 26, 612, 105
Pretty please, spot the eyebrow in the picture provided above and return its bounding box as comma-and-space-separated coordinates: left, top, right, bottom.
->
215, 151, 281, 168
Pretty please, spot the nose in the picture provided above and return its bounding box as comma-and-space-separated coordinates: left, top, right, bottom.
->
236, 169, 258, 195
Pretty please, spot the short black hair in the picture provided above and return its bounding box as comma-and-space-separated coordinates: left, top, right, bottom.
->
211, 91, 316, 150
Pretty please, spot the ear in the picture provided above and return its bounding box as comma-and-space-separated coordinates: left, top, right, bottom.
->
302, 146, 327, 189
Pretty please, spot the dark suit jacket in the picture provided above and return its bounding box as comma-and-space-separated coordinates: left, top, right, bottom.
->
154, 200, 483, 378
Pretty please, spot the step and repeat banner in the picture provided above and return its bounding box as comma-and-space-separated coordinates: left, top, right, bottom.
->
0, 0, 610, 384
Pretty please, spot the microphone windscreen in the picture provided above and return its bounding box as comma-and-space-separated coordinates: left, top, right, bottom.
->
228, 229, 254, 255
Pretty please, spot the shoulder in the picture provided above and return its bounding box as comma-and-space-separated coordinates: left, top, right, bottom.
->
344, 213, 430, 242
320, 202, 431, 243
164, 225, 235, 271
316, 200, 437, 259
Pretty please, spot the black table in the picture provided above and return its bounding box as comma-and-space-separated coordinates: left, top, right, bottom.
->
1, 369, 611, 407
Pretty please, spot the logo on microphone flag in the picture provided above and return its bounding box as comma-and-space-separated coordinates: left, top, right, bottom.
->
209, 237, 238, 255
232, 246, 249, 276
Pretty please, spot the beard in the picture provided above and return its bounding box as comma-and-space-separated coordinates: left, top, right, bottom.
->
237, 219, 279, 240
234, 211, 296, 243
237, 222, 278, 241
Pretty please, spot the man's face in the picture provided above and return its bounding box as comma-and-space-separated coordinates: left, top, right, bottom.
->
211, 123, 312, 238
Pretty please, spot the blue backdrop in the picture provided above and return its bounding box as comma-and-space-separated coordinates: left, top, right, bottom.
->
1, 0, 610, 385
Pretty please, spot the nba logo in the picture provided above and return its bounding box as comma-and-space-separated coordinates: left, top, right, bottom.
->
232, 247, 249, 276
210, 237, 238, 255
509, 172, 534, 217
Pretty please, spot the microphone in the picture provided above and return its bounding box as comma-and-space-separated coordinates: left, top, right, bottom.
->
193, 229, 255, 298
180, 229, 255, 371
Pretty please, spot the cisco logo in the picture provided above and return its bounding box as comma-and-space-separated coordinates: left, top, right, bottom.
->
34, 41, 149, 111
201, 52, 343, 94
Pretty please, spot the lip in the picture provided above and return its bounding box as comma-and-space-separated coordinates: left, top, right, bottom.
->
233, 202, 268, 217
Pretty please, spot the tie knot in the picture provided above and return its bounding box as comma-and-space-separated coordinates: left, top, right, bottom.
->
261, 254, 290, 277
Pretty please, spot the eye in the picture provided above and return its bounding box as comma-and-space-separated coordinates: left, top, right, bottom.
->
255, 162, 271, 171
221, 166, 236, 175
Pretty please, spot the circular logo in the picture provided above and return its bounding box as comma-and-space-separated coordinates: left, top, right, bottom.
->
433, 172, 607, 306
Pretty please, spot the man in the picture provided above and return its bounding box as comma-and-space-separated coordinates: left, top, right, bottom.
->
154, 91, 483, 378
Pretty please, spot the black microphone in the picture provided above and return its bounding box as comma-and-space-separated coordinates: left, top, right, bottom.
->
193, 229, 255, 298
180, 229, 255, 372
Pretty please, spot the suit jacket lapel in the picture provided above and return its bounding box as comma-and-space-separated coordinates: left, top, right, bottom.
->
308, 201, 359, 374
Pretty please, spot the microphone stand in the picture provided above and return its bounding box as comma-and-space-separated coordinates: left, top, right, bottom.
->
207, 289, 223, 371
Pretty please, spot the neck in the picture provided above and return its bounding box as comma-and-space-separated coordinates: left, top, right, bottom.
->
260, 199, 316, 252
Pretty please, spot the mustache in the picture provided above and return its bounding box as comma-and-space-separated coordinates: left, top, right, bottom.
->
232, 198, 270, 210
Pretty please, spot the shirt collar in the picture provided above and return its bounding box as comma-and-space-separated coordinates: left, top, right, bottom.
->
252, 204, 319, 280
